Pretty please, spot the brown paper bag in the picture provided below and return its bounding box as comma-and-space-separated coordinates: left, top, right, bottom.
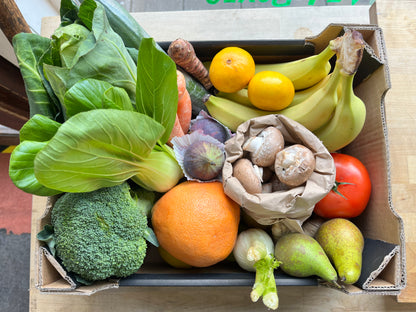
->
222, 114, 335, 233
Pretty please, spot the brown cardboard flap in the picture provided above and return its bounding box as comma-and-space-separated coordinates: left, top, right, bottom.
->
358, 238, 402, 290
38, 247, 77, 291
38, 246, 119, 294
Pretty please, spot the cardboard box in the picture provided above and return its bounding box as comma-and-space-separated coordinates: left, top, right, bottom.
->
33, 24, 406, 295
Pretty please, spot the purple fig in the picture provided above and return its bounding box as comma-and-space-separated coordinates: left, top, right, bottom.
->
183, 140, 225, 181
171, 130, 225, 182
190, 111, 232, 143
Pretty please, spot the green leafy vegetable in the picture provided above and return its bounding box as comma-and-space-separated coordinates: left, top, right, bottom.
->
9, 0, 183, 196
44, 3, 137, 106
51, 23, 91, 68
37, 225, 56, 256
136, 38, 178, 144
129, 147, 184, 193
59, 0, 80, 26
63, 78, 133, 118
103, 85, 133, 111
9, 114, 63, 196
95, 0, 154, 50
19, 114, 61, 142
12, 33, 59, 119
34, 109, 168, 193
9, 141, 62, 196
131, 186, 156, 217
77, 0, 98, 30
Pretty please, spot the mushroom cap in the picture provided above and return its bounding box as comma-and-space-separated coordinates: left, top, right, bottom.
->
274, 144, 316, 187
233, 158, 262, 194
243, 126, 284, 167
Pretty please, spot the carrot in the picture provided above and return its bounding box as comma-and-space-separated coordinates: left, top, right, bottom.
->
168, 71, 191, 145
168, 38, 213, 91
177, 70, 187, 99
177, 89, 192, 133
168, 114, 185, 145
175, 70, 192, 133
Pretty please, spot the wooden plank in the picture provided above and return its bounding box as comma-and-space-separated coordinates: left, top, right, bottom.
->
374, 0, 416, 303
0, 125, 19, 145
0, 0, 31, 44
0, 56, 29, 131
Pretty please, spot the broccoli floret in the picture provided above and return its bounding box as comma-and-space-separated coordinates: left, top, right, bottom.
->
51, 182, 148, 282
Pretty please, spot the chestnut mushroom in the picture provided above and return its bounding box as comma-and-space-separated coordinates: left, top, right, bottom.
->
243, 126, 284, 167
233, 158, 262, 194
274, 144, 316, 187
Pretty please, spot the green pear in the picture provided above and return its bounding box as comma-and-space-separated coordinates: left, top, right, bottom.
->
274, 233, 339, 286
315, 218, 364, 285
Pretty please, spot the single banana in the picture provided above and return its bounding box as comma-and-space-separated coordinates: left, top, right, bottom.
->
204, 95, 270, 132
290, 74, 331, 107
276, 63, 341, 132
217, 89, 253, 107
255, 45, 335, 90
313, 72, 366, 152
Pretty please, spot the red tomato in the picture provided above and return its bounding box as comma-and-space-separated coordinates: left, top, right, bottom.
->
314, 153, 371, 219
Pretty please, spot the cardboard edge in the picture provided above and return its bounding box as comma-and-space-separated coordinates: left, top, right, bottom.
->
38, 282, 120, 296
38, 247, 77, 291
37, 245, 120, 295
298, 24, 406, 294
362, 245, 401, 290
377, 71, 407, 291
366, 25, 406, 292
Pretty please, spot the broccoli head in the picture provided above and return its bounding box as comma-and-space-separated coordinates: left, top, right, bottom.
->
51, 182, 148, 282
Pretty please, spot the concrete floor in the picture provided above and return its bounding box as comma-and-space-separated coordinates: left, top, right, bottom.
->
0, 1, 373, 311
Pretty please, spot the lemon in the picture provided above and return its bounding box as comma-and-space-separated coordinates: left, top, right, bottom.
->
248, 71, 295, 111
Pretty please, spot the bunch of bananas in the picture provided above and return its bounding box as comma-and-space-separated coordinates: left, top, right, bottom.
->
205, 29, 367, 152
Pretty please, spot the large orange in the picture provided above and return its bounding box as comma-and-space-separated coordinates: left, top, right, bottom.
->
151, 181, 240, 267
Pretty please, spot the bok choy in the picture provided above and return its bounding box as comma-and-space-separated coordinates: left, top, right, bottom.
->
9, 0, 183, 195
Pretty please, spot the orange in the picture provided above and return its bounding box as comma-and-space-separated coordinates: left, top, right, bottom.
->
248, 71, 295, 111
209, 47, 255, 93
151, 181, 240, 267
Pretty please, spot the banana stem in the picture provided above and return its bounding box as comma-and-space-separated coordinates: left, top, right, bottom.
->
316, 44, 337, 65
331, 29, 365, 75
